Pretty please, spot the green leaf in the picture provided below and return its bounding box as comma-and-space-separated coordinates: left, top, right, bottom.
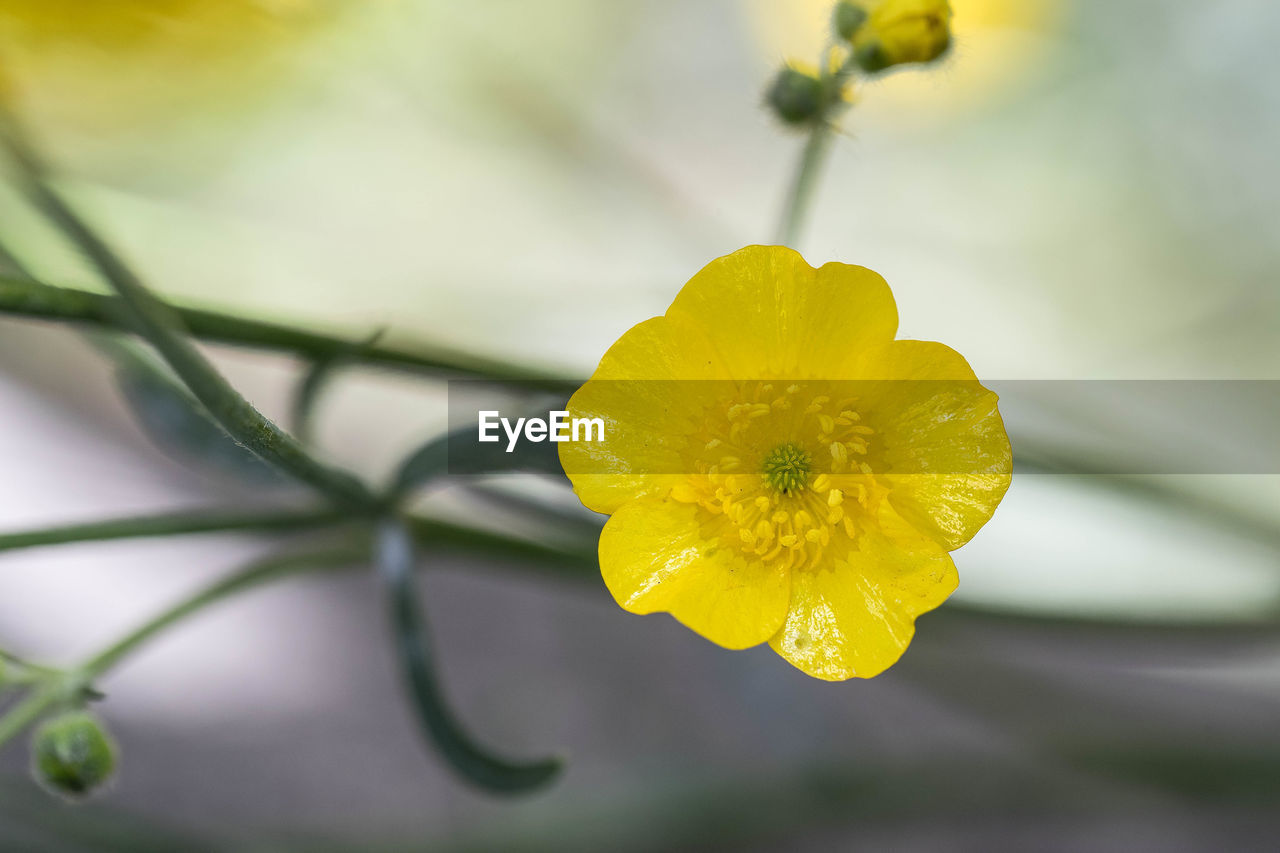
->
102, 338, 283, 485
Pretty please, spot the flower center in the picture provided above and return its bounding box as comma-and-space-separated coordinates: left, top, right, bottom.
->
762, 443, 811, 494
668, 381, 887, 571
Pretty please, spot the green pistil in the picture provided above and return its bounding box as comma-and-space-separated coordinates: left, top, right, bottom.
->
762, 443, 812, 494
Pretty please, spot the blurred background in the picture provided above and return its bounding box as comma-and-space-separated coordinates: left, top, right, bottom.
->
1, 0, 1278, 849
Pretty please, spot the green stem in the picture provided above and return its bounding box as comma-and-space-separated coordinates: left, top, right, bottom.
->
0, 514, 592, 751
289, 333, 383, 444
404, 515, 597, 583
776, 121, 836, 248
463, 483, 606, 540
376, 520, 561, 793
0, 508, 348, 555
0, 688, 61, 751
0, 650, 59, 680
775, 50, 860, 248
0, 276, 577, 393
0, 118, 377, 511
0, 546, 362, 750
80, 546, 364, 677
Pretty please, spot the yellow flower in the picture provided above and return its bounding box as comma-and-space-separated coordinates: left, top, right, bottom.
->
560, 246, 1011, 680
852, 0, 954, 72
747, 0, 1064, 121
0, 1, 351, 135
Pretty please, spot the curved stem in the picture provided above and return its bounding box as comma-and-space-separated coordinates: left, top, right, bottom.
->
376, 520, 561, 793
289, 331, 388, 444
0, 546, 362, 751
0, 513, 593, 752
80, 546, 364, 677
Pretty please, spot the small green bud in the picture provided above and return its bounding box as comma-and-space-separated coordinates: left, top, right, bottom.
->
32, 711, 118, 799
766, 66, 825, 125
854, 41, 893, 73
833, 2, 869, 41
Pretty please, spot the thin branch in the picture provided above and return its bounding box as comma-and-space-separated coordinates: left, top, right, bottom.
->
0, 508, 348, 555
774, 52, 857, 248
776, 121, 836, 248
80, 546, 364, 677
0, 275, 577, 393
0, 544, 364, 750
0, 513, 593, 753
0, 687, 61, 752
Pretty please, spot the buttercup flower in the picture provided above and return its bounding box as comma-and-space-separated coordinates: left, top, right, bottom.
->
748, 0, 1063, 120
0, 1, 350, 136
561, 246, 1011, 680
851, 0, 954, 73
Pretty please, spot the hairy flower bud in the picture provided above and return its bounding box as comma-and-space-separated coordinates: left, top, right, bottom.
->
853, 0, 952, 73
32, 711, 118, 799
832, 1, 869, 41
766, 65, 825, 126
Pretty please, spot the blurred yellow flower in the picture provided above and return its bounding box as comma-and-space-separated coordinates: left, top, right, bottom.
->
0, 1, 352, 137
748, 0, 1064, 120
850, 0, 953, 72
561, 246, 1012, 680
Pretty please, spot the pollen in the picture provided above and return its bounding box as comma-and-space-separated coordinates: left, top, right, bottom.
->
762, 443, 812, 494
674, 381, 884, 571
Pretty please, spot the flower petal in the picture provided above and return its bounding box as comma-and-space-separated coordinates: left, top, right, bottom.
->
585, 316, 728, 383
855, 340, 1013, 550
666, 245, 899, 378
598, 497, 791, 650
769, 523, 956, 680
562, 316, 726, 514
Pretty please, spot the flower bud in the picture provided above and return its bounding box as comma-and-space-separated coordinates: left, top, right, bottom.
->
32, 711, 118, 799
766, 65, 825, 126
832, 2, 869, 41
853, 0, 952, 73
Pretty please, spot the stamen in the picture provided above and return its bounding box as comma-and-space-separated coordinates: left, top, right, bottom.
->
685, 384, 883, 567
761, 442, 812, 495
